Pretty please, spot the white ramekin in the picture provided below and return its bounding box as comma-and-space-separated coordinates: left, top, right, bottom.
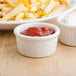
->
14, 22, 60, 58
57, 15, 76, 46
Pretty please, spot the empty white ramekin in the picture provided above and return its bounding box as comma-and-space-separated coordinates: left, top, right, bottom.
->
57, 15, 76, 46
14, 22, 60, 58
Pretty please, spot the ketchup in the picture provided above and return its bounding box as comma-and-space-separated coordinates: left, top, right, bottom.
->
20, 27, 55, 37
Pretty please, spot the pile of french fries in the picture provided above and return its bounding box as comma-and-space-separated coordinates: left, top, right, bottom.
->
0, 0, 70, 21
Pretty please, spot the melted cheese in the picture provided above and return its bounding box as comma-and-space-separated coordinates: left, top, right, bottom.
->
36, 0, 42, 5
46, 0, 51, 3
18, 0, 31, 9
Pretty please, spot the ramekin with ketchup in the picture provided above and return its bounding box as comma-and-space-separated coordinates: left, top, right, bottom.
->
14, 22, 60, 58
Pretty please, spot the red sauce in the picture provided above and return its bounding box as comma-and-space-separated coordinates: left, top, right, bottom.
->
20, 27, 55, 37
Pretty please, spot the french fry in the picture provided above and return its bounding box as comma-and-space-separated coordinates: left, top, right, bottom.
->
40, 0, 47, 4
0, 4, 5, 9
44, 0, 55, 14
2, 7, 12, 12
2, 12, 6, 16
40, 5, 46, 10
2, 3, 28, 21
15, 12, 24, 21
5, 0, 18, 7
54, 1, 60, 9
49, 4, 66, 16
0, 12, 6, 17
31, 6, 37, 11
31, 0, 38, 3
26, 13, 37, 19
